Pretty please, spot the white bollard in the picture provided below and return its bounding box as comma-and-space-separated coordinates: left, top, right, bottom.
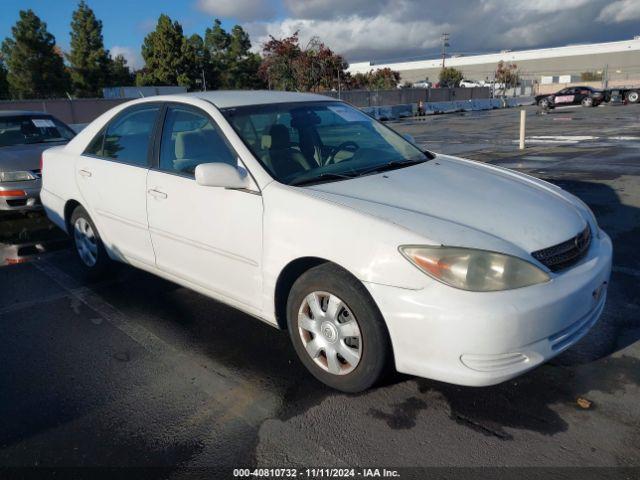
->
519, 109, 526, 150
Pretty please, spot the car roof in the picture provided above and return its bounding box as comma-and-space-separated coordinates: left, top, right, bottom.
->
0, 110, 53, 117
177, 90, 336, 108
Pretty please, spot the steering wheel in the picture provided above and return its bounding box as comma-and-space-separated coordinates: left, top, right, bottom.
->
325, 141, 359, 165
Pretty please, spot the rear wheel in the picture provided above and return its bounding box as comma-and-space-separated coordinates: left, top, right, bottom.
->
286, 263, 392, 392
626, 91, 639, 104
581, 97, 594, 107
70, 205, 112, 277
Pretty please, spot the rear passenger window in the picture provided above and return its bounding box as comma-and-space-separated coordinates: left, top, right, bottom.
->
159, 106, 236, 176
98, 105, 160, 166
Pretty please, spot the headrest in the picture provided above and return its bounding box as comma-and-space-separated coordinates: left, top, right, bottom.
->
268, 124, 290, 150
175, 131, 208, 159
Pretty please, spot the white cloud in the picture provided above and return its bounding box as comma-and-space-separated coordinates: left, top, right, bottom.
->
597, 0, 640, 23
250, 14, 448, 62
246, 0, 637, 63
196, 0, 276, 22
110, 46, 144, 70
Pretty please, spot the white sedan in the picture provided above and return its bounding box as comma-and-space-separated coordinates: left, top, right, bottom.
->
41, 91, 612, 392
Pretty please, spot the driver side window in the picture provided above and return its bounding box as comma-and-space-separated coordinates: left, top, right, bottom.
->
159, 106, 236, 176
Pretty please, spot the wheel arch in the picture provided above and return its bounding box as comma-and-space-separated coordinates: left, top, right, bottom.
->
63, 199, 82, 235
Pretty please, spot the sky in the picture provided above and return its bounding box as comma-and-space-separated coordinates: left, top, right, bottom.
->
0, 0, 639, 69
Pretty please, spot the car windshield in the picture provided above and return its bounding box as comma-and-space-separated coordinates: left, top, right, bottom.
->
0, 115, 75, 148
221, 101, 432, 186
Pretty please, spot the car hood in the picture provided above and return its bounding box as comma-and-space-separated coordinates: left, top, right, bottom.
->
0, 142, 66, 172
305, 155, 587, 254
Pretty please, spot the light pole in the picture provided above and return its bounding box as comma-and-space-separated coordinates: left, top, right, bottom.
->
441, 33, 450, 69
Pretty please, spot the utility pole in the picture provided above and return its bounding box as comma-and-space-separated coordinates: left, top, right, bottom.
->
441, 33, 450, 69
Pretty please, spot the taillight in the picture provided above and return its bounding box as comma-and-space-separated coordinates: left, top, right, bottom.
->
0, 190, 27, 197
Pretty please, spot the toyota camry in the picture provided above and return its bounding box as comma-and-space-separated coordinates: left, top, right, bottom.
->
41, 91, 612, 392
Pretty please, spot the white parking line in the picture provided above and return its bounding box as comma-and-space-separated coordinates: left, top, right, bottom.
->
518, 135, 640, 144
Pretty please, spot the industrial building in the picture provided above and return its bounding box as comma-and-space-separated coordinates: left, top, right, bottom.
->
348, 37, 640, 88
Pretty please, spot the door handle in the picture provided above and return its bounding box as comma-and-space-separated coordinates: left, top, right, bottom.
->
147, 188, 168, 200
78, 169, 92, 178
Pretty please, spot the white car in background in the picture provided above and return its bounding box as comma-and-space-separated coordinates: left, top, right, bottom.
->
459, 79, 484, 88
41, 91, 612, 392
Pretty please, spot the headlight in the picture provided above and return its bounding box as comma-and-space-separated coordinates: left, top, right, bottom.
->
0, 170, 36, 182
399, 246, 550, 292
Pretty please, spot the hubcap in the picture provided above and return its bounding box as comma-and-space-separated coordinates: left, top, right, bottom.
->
73, 217, 98, 267
297, 291, 362, 375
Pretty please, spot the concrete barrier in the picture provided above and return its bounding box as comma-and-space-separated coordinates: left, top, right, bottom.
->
362, 96, 535, 120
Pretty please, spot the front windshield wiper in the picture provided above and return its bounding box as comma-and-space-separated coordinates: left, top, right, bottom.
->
289, 172, 356, 187
354, 158, 428, 177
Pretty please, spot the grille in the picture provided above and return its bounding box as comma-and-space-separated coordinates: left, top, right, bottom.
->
531, 225, 591, 272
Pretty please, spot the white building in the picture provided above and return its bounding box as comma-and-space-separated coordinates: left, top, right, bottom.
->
348, 38, 640, 85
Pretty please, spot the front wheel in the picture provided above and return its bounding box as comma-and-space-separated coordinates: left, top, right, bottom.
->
70, 205, 112, 278
286, 263, 392, 392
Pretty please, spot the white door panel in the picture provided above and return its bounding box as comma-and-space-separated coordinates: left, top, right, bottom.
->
75, 158, 155, 265
146, 170, 263, 309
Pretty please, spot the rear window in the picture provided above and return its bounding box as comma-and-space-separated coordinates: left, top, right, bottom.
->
0, 115, 75, 147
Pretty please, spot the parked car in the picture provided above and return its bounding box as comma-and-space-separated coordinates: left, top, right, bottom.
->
459, 79, 483, 88
0, 111, 75, 211
41, 91, 612, 392
412, 81, 432, 89
535, 86, 605, 108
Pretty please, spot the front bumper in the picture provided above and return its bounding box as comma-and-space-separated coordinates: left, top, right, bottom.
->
0, 179, 42, 211
365, 231, 612, 386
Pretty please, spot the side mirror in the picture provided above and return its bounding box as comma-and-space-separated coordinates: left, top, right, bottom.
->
195, 162, 250, 189
403, 133, 416, 144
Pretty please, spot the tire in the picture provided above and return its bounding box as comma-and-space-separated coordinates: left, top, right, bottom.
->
538, 98, 550, 109
69, 205, 112, 278
581, 97, 594, 107
626, 91, 639, 104
286, 263, 392, 393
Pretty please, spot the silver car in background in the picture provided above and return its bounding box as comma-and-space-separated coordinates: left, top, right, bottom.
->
0, 111, 75, 211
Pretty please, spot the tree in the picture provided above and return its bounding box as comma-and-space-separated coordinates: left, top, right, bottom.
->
346, 68, 401, 90
259, 32, 347, 92
186, 34, 209, 89
204, 19, 229, 89
137, 14, 198, 89
204, 20, 263, 90
259, 32, 301, 91
225, 25, 264, 89
107, 54, 134, 86
67, 1, 110, 97
1, 10, 69, 99
0, 58, 8, 98
495, 61, 519, 90
438, 67, 463, 88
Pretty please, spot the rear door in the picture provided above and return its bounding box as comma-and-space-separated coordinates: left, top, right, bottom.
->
146, 103, 263, 310
76, 104, 161, 266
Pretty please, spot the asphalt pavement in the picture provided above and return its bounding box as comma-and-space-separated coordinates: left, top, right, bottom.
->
0, 103, 639, 478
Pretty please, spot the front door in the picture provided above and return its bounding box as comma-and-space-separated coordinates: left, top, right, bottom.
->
146, 104, 263, 310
